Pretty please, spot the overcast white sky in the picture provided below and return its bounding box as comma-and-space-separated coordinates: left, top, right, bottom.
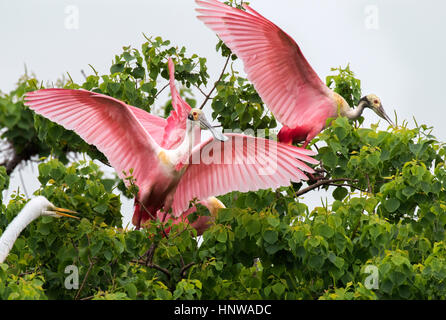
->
1, 0, 446, 226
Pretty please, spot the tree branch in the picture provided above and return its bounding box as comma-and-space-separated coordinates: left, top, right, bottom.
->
147, 262, 171, 279
295, 178, 361, 197
193, 83, 208, 97
132, 258, 171, 280
180, 262, 195, 278
199, 54, 231, 110
3, 151, 26, 175
154, 83, 170, 99
75, 257, 96, 300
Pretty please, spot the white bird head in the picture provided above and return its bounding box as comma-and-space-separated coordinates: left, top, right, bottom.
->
188, 108, 228, 142
0, 196, 79, 264
360, 94, 394, 126
32, 196, 79, 219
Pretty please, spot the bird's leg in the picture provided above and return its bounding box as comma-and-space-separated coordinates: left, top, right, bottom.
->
307, 165, 329, 182
307, 172, 324, 183
310, 169, 329, 181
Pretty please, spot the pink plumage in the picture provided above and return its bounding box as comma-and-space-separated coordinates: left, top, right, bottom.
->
24, 58, 318, 231
171, 133, 317, 216
161, 58, 195, 149
196, 0, 338, 147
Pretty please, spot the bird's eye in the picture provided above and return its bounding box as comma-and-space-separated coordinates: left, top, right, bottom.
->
374, 100, 379, 105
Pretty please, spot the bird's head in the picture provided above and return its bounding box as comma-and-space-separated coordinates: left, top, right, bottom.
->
188, 108, 228, 142
360, 94, 394, 126
36, 196, 79, 219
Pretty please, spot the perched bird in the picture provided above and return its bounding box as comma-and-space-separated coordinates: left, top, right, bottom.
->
25, 80, 317, 230
0, 196, 78, 263
196, 0, 394, 147
146, 58, 225, 232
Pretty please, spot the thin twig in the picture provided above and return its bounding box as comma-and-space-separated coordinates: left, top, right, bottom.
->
326, 183, 366, 193
136, 199, 156, 221
148, 263, 171, 279
350, 218, 362, 240
193, 84, 208, 97
75, 258, 95, 300
180, 262, 195, 278
154, 83, 170, 99
144, 242, 158, 266
80, 69, 87, 80
132, 258, 171, 279
295, 178, 360, 197
199, 55, 231, 110
365, 173, 374, 194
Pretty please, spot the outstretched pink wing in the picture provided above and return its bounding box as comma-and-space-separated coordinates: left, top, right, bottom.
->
196, 0, 335, 128
162, 58, 193, 149
127, 105, 166, 144
25, 89, 162, 191
171, 133, 318, 216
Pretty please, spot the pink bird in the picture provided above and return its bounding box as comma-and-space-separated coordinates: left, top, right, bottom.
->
196, 0, 394, 147
28, 58, 220, 232
139, 58, 226, 232
156, 197, 225, 236
25, 61, 317, 231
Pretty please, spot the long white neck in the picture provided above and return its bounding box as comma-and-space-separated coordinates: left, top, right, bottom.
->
0, 203, 42, 263
172, 120, 201, 164
342, 100, 368, 120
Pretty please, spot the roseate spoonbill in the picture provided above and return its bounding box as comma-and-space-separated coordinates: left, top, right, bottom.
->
23, 58, 215, 231
196, 0, 394, 147
132, 59, 226, 231
25, 89, 317, 229
0, 196, 79, 263
150, 59, 226, 234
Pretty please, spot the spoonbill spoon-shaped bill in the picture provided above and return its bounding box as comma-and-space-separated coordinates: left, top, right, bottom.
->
0, 196, 78, 263
24, 58, 216, 230
196, 0, 394, 147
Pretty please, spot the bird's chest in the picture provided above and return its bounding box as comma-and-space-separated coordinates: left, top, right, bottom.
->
332, 92, 350, 118
158, 149, 190, 176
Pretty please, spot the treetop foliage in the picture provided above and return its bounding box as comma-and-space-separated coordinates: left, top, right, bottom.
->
1, 5, 446, 300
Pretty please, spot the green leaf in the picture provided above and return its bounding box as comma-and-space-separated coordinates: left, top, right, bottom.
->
402, 186, 416, 198
37, 223, 51, 236
392, 255, 408, 267
246, 219, 260, 236
263, 230, 278, 244
308, 255, 324, 269
216, 230, 228, 243
384, 198, 400, 212
125, 283, 137, 299
389, 271, 406, 286
267, 217, 280, 228
94, 203, 108, 214
316, 224, 334, 239
322, 151, 338, 168
131, 66, 145, 79
271, 283, 285, 296
333, 187, 348, 201
110, 63, 125, 74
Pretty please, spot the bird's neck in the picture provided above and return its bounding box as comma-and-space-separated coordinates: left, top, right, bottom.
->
341, 100, 368, 120
0, 205, 41, 263
172, 120, 199, 165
